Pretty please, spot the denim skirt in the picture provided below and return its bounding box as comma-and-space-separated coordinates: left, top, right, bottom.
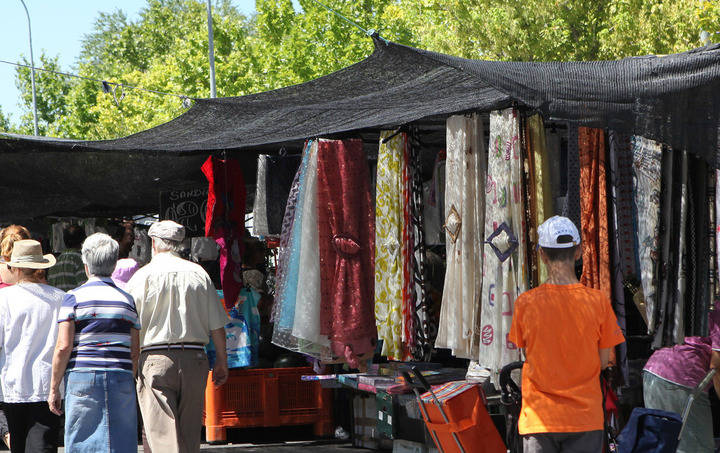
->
64, 370, 138, 452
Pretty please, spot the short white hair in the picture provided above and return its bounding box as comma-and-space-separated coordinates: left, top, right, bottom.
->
82, 233, 119, 277
152, 236, 183, 253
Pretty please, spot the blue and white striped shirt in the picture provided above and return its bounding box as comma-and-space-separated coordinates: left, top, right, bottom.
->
57, 277, 141, 373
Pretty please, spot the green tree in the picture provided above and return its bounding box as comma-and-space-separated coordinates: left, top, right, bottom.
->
0, 107, 13, 133
15, 53, 72, 136
386, 0, 720, 61
11, 0, 720, 139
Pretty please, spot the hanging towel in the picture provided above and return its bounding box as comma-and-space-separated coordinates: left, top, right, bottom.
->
478, 108, 526, 378
631, 136, 663, 332
316, 138, 377, 369
423, 153, 446, 246
375, 131, 406, 360
435, 114, 486, 360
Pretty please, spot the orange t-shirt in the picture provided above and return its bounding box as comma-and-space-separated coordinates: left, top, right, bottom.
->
508, 283, 625, 435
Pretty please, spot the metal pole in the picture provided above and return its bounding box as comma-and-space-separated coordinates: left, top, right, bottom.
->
19, 0, 38, 135
206, 0, 217, 98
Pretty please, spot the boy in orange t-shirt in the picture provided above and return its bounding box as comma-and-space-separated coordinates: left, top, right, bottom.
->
508, 216, 625, 453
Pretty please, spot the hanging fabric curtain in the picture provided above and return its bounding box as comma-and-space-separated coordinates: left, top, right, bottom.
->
272, 141, 312, 352
202, 156, 247, 308
435, 114, 486, 360
562, 125, 581, 230
401, 139, 416, 359
253, 155, 302, 238
408, 133, 431, 360
607, 131, 634, 384
478, 108, 526, 377
631, 136, 663, 332
291, 142, 331, 355
316, 138, 377, 370
671, 151, 689, 345
375, 131, 407, 360
253, 155, 269, 237
525, 114, 553, 284
578, 127, 612, 298
271, 140, 332, 360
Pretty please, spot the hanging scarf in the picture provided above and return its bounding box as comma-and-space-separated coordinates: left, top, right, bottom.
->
436, 114, 486, 360
201, 156, 247, 308
631, 136, 663, 332
265, 155, 302, 236
479, 108, 526, 378
316, 139, 376, 369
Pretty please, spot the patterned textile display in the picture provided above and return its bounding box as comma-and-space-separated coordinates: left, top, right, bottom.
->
375, 131, 406, 360
401, 140, 415, 358
272, 141, 313, 351
631, 136, 663, 332
201, 156, 247, 308
654, 149, 676, 349
436, 114, 486, 360
316, 139, 377, 369
578, 127, 611, 301
526, 114, 553, 284
562, 124, 581, 229
672, 151, 689, 345
607, 132, 637, 279
478, 108, 526, 377
291, 142, 331, 355
608, 131, 634, 383
408, 133, 431, 360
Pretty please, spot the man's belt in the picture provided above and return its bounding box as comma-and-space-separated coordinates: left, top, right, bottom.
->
141, 342, 206, 352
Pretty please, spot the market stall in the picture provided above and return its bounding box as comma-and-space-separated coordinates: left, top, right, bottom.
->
2, 35, 720, 450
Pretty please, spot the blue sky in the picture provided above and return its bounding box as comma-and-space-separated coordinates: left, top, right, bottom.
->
0, 0, 260, 123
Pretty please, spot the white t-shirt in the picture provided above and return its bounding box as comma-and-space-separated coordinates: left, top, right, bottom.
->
0, 283, 65, 402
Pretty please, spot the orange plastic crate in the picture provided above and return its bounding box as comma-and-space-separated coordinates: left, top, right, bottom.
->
204, 367, 333, 443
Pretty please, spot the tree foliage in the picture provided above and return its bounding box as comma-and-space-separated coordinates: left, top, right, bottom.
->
10, 0, 720, 139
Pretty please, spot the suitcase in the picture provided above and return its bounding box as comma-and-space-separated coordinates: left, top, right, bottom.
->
617, 368, 717, 453
403, 368, 506, 453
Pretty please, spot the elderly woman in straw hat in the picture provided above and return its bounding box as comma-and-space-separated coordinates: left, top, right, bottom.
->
0, 239, 64, 453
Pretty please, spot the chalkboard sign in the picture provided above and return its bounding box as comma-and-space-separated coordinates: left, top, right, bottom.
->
159, 188, 208, 236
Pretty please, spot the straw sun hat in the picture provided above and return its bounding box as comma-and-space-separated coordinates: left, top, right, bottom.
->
6, 240, 56, 269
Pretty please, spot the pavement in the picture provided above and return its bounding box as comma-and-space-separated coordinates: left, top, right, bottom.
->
57, 441, 368, 452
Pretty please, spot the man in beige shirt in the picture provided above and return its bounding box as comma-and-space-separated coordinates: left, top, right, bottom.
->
126, 220, 229, 453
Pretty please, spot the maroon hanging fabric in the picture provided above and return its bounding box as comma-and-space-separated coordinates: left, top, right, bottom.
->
201, 156, 247, 308
316, 139, 377, 369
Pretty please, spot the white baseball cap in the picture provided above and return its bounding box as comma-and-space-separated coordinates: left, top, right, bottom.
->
537, 216, 580, 249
